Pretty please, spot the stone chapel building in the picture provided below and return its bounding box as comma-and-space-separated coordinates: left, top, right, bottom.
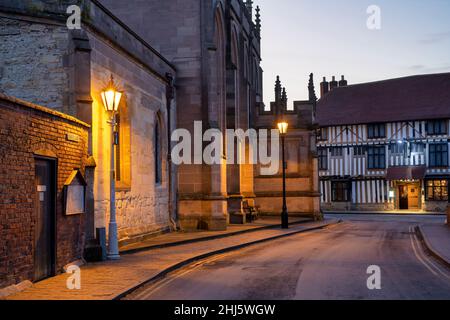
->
102, 0, 322, 227
101, 0, 265, 230
254, 75, 321, 218
0, 0, 321, 288
0, 0, 176, 286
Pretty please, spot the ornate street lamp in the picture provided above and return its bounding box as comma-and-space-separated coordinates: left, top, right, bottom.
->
101, 75, 122, 260
277, 121, 289, 229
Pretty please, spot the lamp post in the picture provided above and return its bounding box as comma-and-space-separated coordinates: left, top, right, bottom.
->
101, 75, 122, 260
277, 121, 289, 229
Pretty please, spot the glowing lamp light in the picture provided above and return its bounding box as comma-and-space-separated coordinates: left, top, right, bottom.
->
101, 74, 124, 261
101, 75, 122, 113
277, 121, 289, 135
277, 119, 289, 228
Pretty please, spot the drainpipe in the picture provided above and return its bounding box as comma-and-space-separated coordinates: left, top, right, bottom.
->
165, 73, 177, 230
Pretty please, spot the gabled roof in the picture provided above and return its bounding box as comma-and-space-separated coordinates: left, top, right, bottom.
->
64, 170, 87, 187
316, 73, 450, 127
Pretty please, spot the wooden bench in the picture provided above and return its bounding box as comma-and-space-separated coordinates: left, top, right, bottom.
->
243, 200, 259, 223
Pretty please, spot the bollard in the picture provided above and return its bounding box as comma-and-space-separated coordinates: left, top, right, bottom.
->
96, 227, 107, 261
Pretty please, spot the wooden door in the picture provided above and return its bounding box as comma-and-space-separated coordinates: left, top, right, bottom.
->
34, 158, 56, 281
399, 185, 408, 210
407, 184, 419, 209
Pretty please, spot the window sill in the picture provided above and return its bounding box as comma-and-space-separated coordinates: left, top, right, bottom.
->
116, 182, 131, 192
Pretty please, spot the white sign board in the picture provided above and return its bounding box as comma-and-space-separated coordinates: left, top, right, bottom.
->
66, 185, 85, 215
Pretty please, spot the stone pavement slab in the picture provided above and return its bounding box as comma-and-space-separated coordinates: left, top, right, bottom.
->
325, 210, 444, 215
4, 219, 338, 300
418, 223, 450, 267
120, 216, 309, 253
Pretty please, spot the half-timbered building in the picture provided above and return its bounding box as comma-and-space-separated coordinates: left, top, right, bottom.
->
316, 73, 450, 212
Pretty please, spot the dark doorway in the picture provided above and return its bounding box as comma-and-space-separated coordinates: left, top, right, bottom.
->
34, 158, 56, 281
399, 185, 408, 210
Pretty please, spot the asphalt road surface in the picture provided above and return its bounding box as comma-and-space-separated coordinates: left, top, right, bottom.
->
126, 214, 450, 300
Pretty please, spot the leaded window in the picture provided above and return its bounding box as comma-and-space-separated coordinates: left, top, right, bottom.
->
426, 179, 448, 201
367, 123, 386, 139
331, 181, 350, 202
368, 146, 386, 169
429, 143, 448, 168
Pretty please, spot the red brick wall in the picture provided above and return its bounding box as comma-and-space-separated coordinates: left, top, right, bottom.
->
0, 95, 89, 288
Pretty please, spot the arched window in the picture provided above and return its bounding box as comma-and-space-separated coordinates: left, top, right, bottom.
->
115, 97, 131, 190
228, 27, 240, 130
154, 113, 163, 184
115, 112, 121, 181
213, 7, 226, 151
244, 42, 249, 80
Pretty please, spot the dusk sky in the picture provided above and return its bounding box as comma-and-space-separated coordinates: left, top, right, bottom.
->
254, 0, 450, 106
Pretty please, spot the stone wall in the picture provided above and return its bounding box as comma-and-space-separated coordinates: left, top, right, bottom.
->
0, 94, 89, 288
0, 16, 71, 114
88, 31, 172, 242
101, 0, 264, 231
423, 201, 448, 213
0, 1, 177, 245
320, 202, 393, 212
253, 77, 322, 220
98, 1, 205, 230
321, 198, 445, 212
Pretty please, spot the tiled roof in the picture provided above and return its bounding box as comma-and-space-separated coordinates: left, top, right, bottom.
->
316, 73, 450, 127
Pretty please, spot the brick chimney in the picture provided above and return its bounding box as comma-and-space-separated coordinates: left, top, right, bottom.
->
329, 76, 338, 91
339, 75, 348, 87
320, 77, 329, 98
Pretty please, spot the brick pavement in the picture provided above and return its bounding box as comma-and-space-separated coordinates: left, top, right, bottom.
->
418, 223, 450, 267
120, 216, 309, 252
4, 218, 338, 300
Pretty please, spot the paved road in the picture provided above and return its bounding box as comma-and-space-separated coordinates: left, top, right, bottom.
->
126, 214, 450, 300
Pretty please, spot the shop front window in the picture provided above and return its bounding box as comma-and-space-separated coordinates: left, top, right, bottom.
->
426, 179, 448, 201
